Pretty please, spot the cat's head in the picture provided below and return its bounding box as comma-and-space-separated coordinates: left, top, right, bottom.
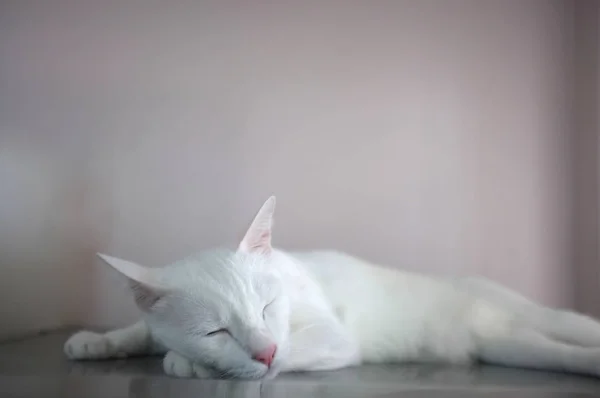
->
98, 196, 290, 379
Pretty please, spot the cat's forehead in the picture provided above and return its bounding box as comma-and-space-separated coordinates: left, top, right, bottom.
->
172, 248, 274, 292
164, 250, 280, 330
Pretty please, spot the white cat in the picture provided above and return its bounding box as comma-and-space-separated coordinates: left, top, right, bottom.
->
65, 196, 600, 379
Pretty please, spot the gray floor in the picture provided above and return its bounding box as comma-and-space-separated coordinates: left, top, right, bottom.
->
1, 331, 600, 398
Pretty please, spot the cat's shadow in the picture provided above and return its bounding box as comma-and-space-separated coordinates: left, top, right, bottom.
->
122, 367, 547, 398
128, 376, 375, 398
126, 364, 600, 398
128, 376, 265, 398
126, 372, 397, 398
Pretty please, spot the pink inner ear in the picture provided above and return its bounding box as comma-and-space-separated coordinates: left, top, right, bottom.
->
241, 227, 272, 254
253, 231, 271, 251
129, 280, 163, 310
240, 196, 276, 254
258, 231, 270, 244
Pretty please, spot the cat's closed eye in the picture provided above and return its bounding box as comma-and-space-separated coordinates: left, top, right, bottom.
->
262, 300, 275, 319
206, 329, 229, 337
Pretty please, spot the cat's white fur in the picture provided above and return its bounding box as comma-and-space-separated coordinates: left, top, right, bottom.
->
65, 196, 600, 379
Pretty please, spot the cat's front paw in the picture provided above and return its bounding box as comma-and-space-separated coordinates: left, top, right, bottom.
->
64, 331, 119, 360
163, 351, 212, 378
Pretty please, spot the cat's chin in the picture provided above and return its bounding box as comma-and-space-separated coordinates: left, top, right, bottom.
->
231, 364, 280, 380
211, 361, 272, 380
244, 365, 281, 380
262, 366, 281, 380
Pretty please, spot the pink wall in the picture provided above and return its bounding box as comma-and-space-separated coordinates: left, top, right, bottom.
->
0, 0, 594, 338
572, 0, 600, 317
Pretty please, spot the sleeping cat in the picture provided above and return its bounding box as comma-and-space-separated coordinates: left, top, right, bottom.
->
65, 196, 600, 379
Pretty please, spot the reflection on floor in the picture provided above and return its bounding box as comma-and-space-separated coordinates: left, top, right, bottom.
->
1, 330, 600, 398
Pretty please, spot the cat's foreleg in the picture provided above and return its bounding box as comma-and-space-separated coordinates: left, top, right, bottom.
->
476, 326, 600, 377
162, 350, 213, 378
64, 321, 165, 360
280, 312, 360, 372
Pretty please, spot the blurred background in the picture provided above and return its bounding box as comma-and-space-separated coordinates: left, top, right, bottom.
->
0, 0, 597, 341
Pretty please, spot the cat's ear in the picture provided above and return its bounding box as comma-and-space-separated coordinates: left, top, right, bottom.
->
97, 253, 167, 311
238, 196, 276, 255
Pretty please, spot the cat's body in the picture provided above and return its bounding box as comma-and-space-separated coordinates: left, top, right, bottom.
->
293, 250, 512, 365
65, 197, 600, 379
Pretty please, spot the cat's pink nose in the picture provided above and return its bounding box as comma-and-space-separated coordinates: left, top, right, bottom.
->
252, 344, 277, 367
